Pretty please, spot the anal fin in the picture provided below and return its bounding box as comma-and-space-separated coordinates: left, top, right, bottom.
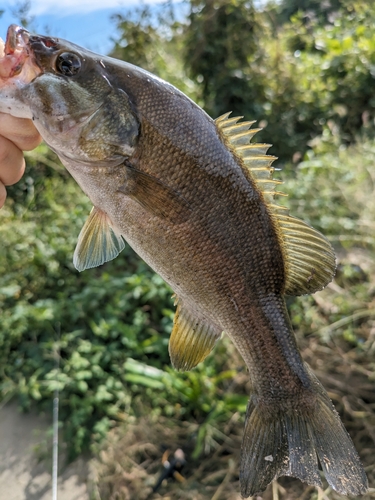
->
169, 297, 222, 371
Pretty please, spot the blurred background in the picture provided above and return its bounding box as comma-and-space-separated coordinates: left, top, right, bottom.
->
0, 1, 375, 499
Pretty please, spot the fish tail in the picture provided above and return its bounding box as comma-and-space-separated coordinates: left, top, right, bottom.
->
240, 365, 368, 497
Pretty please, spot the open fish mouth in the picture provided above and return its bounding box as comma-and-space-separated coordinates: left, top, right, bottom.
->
0, 25, 29, 78
0, 24, 40, 83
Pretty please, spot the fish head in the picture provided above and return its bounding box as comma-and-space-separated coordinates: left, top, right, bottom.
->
0, 25, 139, 165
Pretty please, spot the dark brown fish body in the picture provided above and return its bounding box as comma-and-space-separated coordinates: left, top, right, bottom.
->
0, 26, 368, 496
67, 65, 309, 399
86, 62, 313, 395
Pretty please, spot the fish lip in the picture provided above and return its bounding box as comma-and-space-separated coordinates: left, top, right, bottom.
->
5, 24, 30, 54
4, 25, 60, 63
0, 25, 45, 83
0, 24, 30, 79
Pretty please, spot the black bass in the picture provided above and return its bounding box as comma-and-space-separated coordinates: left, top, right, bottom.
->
0, 25, 368, 496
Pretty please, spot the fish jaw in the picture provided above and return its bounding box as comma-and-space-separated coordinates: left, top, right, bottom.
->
0, 25, 30, 79
1, 26, 139, 164
0, 25, 41, 118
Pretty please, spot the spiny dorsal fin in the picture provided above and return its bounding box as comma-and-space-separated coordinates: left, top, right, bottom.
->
215, 112, 282, 205
169, 296, 222, 371
215, 112, 336, 296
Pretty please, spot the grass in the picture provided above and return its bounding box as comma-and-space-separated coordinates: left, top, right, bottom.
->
2, 136, 375, 499
89, 137, 375, 499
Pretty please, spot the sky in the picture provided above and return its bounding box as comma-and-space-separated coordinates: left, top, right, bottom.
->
0, 0, 186, 55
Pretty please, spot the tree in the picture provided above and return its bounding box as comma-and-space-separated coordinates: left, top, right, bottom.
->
275, 0, 343, 25
184, 0, 263, 120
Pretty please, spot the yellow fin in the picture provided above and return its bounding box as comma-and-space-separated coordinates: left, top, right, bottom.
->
215, 113, 282, 204
215, 113, 336, 295
169, 298, 222, 371
276, 214, 336, 295
73, 206, 125, 272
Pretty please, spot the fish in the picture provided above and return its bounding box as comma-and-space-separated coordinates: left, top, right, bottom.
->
0, 25, 368, 496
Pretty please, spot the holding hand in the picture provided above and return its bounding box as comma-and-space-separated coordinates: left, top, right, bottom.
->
0, 113, 41, 207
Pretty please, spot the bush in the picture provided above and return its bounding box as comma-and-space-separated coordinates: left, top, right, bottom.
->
0, 147, 173, 455
0, 147, 248, 457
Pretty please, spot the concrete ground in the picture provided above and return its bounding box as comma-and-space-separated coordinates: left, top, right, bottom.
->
0, 402, 89, 500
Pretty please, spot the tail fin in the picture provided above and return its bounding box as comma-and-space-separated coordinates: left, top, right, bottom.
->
240, 368, 368, 497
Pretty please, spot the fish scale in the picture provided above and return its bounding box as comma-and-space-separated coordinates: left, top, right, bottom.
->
0, 25, 368, 497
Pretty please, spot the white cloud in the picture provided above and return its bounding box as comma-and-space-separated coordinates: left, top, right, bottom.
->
4, 0, 168, 16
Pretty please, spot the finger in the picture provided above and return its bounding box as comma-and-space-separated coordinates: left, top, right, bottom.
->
0, 182, 6, 208
0, 135, 26, 185
0, 113, 42, 151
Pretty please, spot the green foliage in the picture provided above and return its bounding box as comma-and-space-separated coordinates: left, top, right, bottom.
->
0, 148, 247, 457
107, 0, 375, 161
110, 6, 158, 70
283, 136, 375, 352
2, 139, 374, 459
283, 135, 375, 246
282, 1, 375, 145
275, 0, 343, 25
2, 0, 375, 464
0, 147, 173, 455
182, 0, 375, 160
184, 0, 261, 119
109, 5, 199, 101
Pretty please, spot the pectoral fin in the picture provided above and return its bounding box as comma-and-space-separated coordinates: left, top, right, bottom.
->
73, 206, 125, 272
169, 297, 222, 371
118, 163, 191, 224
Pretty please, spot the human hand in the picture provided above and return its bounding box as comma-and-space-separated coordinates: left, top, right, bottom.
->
0, 113, 42, 207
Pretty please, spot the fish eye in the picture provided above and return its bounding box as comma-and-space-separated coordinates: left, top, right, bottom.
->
55, 52, 81, 76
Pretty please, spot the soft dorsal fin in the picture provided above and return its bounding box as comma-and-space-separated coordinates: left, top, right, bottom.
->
276, 214, 336, 295
215, 113, 336, 296
169, 296, 222, 371
73, 206, 125, 272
